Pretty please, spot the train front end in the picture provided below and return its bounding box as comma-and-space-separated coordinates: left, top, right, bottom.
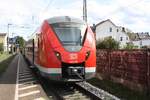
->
39, 16, 96, 82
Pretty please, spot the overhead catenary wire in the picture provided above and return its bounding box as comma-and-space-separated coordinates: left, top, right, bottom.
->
28, 0, 55, 40
41, 0, 55, 13
0, 0, 56, 40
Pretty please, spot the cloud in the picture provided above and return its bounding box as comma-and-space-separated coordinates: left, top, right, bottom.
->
88, 0, 150, 32
114, 0, 150, 32
39, 0, 83, 21
0, 0, 150, 40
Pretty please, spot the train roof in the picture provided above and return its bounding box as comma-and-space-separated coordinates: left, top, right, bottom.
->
47, 16, 86, 24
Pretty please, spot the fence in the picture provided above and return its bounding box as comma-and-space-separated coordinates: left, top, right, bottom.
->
96, 49, 150, 91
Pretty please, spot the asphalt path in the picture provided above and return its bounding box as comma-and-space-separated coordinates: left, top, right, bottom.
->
0, 54, 48, 100
0, 55, 19, 100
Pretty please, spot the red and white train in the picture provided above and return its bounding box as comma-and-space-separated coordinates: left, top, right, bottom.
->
25, 16, 96, 82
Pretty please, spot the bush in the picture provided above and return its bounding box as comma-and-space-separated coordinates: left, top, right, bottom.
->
0, 43, 4, 53
123, 43, 138, 49
141, 45, 150, 49
96, 37, 120, 49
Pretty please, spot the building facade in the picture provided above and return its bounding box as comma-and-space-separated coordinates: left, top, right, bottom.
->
0, 33, 8, 51
95, 19, 130, 47
132, 32, 150, 48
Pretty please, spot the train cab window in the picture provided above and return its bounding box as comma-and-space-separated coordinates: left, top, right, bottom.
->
51, 22, 86, 46
51, 22, 87, 52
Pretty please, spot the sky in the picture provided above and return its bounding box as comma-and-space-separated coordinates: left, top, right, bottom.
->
0, 0, 150, 40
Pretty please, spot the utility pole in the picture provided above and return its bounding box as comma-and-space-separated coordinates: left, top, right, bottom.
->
12, 33, 15, 38
83, 0, 87, 22
7, 23, 12, 52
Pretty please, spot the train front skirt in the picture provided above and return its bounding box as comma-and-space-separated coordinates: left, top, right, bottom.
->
36, 64, 95, 82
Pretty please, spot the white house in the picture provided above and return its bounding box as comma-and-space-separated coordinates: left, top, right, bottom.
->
132, 40, 150, 48
95, 19, 130, 47
132, 32, 150, 48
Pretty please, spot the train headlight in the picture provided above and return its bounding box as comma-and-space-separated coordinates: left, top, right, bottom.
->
73, 69, 78, 72
85, 51, 90, 60
54, 51, 61, 60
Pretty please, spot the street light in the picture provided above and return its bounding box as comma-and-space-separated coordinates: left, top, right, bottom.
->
7, 23, 12, 52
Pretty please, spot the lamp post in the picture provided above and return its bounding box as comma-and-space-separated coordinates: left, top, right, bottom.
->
11, 33, 15, 54
7, 23, 12, 52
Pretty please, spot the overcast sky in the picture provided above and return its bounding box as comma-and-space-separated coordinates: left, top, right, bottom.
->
0, 0, 149, 40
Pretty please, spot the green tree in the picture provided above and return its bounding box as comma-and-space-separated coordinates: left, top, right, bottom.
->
96, 37, 120, 49
141, 45, 150, 49
15, 36, 25, 48
126, 32, 137, 40
0, 43, 4, 53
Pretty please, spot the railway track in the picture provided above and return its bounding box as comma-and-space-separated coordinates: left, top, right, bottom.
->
35, 73, 120, 100
38, 79, 120, 100
45, 82, 91, 100
76, 81, 120, 100
33, 70, 90, 100
24, 57, 120, 100
28, 68, 121, 100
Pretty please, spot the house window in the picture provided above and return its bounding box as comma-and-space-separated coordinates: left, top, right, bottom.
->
117, 29, 119, 32
109, 27, 112, 32
120, 37, 123, 41
122, 27, 125, 32
126, 37, 128, 40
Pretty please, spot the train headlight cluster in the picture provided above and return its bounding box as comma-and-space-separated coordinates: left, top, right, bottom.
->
73, 68, 78, 72
55, 51, 61, 60
85, 51, 90, 60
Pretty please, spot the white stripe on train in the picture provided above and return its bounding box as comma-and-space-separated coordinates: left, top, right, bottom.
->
35, 64, 96, 74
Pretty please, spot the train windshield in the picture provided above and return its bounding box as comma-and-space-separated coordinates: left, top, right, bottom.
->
52, 22, 86, 45
51, 22, 86, 51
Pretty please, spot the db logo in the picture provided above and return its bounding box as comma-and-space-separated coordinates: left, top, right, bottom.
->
70, 53, 77, 60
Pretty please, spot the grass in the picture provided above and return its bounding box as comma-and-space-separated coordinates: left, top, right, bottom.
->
0, 52, 11, 62
0, 53, 14, 76
87, 78, 150, 100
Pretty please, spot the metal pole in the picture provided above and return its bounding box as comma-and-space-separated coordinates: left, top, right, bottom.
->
147, 49, 150, 93
7, 23, 12, 52
7, 24, 10, 52
83, 0, 87, 22
32, 39, 35, 65
11, 29, 15, 54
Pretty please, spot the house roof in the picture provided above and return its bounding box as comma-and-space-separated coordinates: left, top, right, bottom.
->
0, 33, 7, 36
127, 32, 150, 41
135, 32, 150, 40
96, 19, 117, 27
